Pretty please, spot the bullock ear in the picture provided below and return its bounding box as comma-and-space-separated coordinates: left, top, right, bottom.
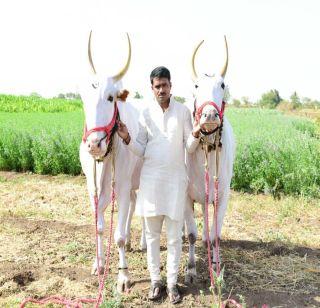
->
117, 89, 129, 102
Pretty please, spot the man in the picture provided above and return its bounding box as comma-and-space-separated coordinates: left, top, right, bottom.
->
117, 66, 200, 304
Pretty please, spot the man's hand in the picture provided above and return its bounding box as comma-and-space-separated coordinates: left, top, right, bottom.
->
117, 120, 129, 139
192, 120, 201, 138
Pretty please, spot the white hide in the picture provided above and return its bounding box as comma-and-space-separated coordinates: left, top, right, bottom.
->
79, 75, 143, 292
187, 75, 235, 205
184, 74, 236, 282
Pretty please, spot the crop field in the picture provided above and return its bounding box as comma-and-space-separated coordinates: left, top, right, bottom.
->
0, 95, 319, 307
0, 95, 319, 198
0, 94, 82, 113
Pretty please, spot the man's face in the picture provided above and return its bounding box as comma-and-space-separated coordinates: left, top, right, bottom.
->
151, 77, 172, 104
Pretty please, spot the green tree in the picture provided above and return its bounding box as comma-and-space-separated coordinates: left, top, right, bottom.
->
174, 96, 186, 104
30, 92, 41, 98
258, 89, 282, 109
241, 96, 252, 107
231, 98, 241, 107
289, 91, 302, 109
134, 91, 143, 99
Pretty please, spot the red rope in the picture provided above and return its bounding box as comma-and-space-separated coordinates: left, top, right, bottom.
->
95, 182, 115, 307
82, 102, 118, 143
214, 177, 221, 276
206, 165, 240, 307
205, 168, 215, 289
195, 101, 226, 123
20, 183, 116, 308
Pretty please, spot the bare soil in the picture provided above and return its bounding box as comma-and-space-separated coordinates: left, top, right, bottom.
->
0, 171, 319, 307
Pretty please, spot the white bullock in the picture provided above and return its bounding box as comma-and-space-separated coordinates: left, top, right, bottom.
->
79, 31, 142, 292
184, 37, 236, 283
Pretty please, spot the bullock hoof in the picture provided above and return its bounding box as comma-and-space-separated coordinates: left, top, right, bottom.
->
125, 241, 131, 252
91, 266, 104, 276
117, 238, 125, 248
117, 268, 131, 293
202, 240, 208, 248
185, 272, 197, 284
140, 239, 147, 251
185, 264, 197, 284
117, 279, 131, 293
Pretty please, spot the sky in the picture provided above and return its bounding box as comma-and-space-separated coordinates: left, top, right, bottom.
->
0, 0, 319, 102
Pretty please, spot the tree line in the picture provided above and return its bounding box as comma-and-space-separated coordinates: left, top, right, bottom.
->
31, 89, 320, 111
230, 89, 320, 110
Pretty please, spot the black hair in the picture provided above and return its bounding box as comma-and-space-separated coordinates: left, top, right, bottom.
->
150, 66, 171, 84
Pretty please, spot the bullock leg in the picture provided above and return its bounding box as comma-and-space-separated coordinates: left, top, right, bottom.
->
181, 222, 186, 242
140, 217, 147, 251
184, 196, 197, 284
91, 192, 108, 276
210, 187, 230, 264
125, 190, 136, 251
201, 203, 209, 248
114, 188, 131, 293
124, 190, 147, 251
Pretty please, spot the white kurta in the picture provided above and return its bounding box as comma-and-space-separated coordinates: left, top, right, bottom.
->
128, 97, 199, 221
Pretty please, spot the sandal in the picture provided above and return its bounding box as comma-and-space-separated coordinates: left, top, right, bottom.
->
148, 280, 164, 300
167, 284, 181, 304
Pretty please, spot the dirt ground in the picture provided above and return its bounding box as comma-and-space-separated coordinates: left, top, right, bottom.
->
0, 171, 319, 307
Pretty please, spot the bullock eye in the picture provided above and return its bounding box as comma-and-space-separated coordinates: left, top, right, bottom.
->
221, 82, 225, 90
107, 95, 113, 102
194, 84, 199, 89
92, 82, 99, 89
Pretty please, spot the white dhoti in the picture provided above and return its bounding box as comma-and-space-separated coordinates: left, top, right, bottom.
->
144, 215, 183, 286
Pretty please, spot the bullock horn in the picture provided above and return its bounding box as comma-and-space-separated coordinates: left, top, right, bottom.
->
221, 35, 228, 78
112, 33, 131, 82
88, 30, 97, 75
191, 40, 204, 81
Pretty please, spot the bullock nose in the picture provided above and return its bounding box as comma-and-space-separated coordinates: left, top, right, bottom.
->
88, 137, 100, 151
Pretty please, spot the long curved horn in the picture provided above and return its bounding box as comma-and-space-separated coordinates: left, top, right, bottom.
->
191, 40, 204, 81
88, 30, 97, 75
220, 35, 228, 78
112, 33, 131, 82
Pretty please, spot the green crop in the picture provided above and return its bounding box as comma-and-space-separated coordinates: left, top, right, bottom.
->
0, 94, 82, 112
227, 108, 320, 198
0, 103, 319, 198
0, 112, 83, 175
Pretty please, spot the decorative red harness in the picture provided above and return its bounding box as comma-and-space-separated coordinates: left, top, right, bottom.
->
195, 100, 226, 123
82, 102, 119, 144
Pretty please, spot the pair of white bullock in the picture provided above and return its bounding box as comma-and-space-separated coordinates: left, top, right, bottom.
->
80, 32, 235, 292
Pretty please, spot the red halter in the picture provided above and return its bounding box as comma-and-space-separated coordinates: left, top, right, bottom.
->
195, 101, 226, 123
82, 102, 119, 143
